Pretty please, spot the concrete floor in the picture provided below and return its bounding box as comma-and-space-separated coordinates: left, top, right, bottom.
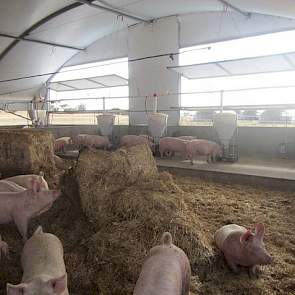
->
156, 156, 295, 181
61, 149, 295, 181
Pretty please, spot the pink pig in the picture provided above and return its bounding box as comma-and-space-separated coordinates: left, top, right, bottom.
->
71, 134, 88, 147
0, 180, 60, 241
120, 135, 154, 152
133, 232, 191, 295
0, 180, 26, 192
54, 137, 72, 152
186, 139, 222, 165
72, 134, 111, 150
5, 172, 49, 191
177, 136, 196, 140
159, 137, 188, 158
214, 224, 273, 277
0, 234, 9, 260
7, 226, 68, 295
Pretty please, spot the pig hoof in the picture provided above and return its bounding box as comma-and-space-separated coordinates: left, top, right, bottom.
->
248, 266, 260, 279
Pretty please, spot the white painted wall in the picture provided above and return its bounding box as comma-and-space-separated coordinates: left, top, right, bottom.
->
128, 16, 180, 126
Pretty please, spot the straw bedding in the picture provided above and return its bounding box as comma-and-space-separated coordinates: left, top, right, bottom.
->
0, 144, 293, 295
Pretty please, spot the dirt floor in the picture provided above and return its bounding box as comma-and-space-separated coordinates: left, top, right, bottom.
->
0, 171, 294, 295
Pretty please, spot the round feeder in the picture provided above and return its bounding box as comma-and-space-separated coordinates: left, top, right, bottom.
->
96, 113, 115, 136
148, 113, 168, 142
213, 112, 238, 161
145, 94, 158, 113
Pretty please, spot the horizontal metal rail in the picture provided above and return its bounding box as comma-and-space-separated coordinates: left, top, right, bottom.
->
0, 32, 85, 51
76, 0, 151, 23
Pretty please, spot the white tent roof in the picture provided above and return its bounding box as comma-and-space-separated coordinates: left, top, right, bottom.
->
1, 0, 295, 100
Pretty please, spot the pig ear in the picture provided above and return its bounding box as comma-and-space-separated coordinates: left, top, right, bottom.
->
48, 274, 67, 294
7, 283, 27, 295
240, 229, 254, 244
255, 223, 265, 240
31, 179, 41, 194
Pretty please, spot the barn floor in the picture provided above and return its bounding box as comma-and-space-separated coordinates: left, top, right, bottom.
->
157, 156, 295, 180
60, 149, 295, 181
0, 171, 294, 295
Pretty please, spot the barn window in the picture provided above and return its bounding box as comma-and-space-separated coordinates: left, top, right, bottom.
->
48, 57, 129, 125
178, 30, 295, 127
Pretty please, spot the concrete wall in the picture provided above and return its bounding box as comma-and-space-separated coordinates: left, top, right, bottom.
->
44, 125, 295, 159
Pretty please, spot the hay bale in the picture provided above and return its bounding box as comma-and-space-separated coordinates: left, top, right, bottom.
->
0, 129, 55, 179
75, 145, 214, 294
76, 144, 158, 225
80, 173, 214, 294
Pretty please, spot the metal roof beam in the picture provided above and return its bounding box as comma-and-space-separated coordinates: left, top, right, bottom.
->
76, 0, 151, 23
217, 0, 251, 18
0, 1, 90, 62
0, 32, 85, 51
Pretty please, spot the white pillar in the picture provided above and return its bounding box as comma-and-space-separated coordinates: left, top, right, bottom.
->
128, 16, 180, 126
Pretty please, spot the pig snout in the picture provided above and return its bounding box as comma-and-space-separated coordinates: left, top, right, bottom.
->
258, 249, 273, 265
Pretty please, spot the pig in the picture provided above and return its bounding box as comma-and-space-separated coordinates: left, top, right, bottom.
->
0, 180, 60, 241
186, 139, 222, 165
0, 180, 26, 192
71, 134, 88, 147
177, 136, 196, 141
54, 137, 72, 153
214, 224, 273, 277
85, 135, 111, 150
72, 134, 111, 150
54, 155, 71, 171
0, 234, 9, 260
5, 172, 49, 191
133, 232, 191, 295
7, 226, 69, 295
120, 135, 155, 152
159, 137, 188, 158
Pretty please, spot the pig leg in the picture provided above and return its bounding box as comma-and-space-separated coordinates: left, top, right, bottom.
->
224, 255, 240, 274
248, 265, 259, 279
206, 155, 211, 163
182, 268, 191, 295
13, 213, 29, 242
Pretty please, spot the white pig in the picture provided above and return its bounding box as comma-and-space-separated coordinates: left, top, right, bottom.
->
133, 232, 191, 295
7, 226, 69, 295
0, 180, 60, 241
5, 172, 49, 191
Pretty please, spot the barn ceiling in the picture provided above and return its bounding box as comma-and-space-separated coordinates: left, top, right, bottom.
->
0, 0, 295, 100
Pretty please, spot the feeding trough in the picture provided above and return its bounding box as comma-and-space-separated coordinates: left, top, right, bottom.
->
213, 112, 238, 162
96, 113, 115, 136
